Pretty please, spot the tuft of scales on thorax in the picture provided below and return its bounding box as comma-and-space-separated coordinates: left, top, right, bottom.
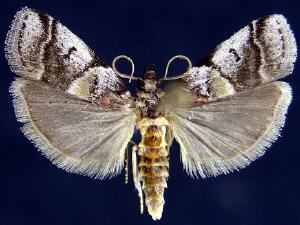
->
135, 76, 166, 119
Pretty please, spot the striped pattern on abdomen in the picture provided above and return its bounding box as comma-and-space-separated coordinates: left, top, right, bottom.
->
136, 118, 171, 220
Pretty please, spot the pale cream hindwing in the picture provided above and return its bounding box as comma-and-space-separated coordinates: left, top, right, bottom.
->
10, 79, 136, 179
183, 15, 297, 99
169, 82, 292, 178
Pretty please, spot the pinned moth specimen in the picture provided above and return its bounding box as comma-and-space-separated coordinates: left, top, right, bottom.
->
5, 7, 297, 220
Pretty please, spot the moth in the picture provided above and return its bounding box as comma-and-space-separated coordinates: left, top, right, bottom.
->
5, 7, 297, 220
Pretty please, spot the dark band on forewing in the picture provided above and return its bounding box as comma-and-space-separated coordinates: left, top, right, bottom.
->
6, 8, 132, 107
6, 8, 108, 91
254, 16, 286, 75
248, 21, 262, 75
17, 21, 26, 67
187, 14, 296, 97
39, 17, 106, 90
235, 21, 262, 88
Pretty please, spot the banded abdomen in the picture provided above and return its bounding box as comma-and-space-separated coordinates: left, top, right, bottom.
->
136, 117, 172, 220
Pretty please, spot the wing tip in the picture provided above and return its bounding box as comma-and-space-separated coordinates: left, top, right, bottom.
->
5, 7, 42, 78
268, 14, 297, 77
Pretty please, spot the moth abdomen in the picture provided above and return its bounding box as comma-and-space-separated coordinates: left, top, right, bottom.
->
138, 149, 169, 220
136, 118, 171, 220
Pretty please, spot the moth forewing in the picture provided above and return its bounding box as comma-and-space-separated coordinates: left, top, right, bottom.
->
5, 7, 131, 106
183, 15, 297, 99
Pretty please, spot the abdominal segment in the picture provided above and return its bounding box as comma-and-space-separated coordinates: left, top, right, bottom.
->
135, 118, 171, 220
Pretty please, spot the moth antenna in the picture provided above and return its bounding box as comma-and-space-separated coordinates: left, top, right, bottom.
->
162, 55, 192, 81
112, 55, 142, 83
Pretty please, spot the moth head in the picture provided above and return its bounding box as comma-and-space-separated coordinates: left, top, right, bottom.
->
142, 64, 158, 92
143, 64, 157, 79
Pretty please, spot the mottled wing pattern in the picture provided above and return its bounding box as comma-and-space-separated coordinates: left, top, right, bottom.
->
170, 82, 292, 178
168, 15, 296, 178
6, 8, 136, 178
183, 15, 296, 99
5, 7, 131, 107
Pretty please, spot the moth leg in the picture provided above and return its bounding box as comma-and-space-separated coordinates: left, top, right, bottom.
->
132, 145, 144, 214
130, 140, 137, 145
125, 147, 129, 184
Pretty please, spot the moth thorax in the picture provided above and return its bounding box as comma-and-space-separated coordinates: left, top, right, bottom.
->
144, 79, 157, 92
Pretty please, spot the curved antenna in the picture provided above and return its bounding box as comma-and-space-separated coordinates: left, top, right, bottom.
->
112, 55, 142, 83
161, 55, 192, 81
